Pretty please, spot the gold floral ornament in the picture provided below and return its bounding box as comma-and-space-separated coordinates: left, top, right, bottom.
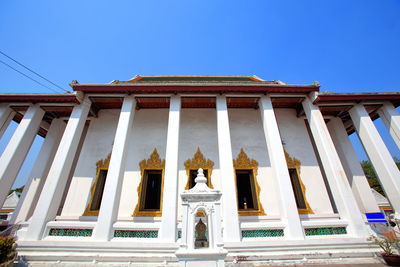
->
133, 148, 165, 217
184, 148, 214, 189
284, 150, 313, 214
83, 152, 112, 216
284, 150, 300, 168
233, 149, 265, 216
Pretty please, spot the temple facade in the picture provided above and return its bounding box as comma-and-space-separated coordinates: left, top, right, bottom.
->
0, 76, 399, 265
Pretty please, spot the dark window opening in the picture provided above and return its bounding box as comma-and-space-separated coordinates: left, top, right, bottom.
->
235, 170, 258, 210
189, 169, 209, 188
141, 169, 162, 211
90, 169, 108, 211
288, 168, 307, 209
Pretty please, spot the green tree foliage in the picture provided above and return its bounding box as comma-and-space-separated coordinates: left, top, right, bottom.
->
361, 158, 400, 196
8, 186, 24, 196
0, 236, 16, 264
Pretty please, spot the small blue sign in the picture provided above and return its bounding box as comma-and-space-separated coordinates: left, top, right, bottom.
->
366, 212, 387, 223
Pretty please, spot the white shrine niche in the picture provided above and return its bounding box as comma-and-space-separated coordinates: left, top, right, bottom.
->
175, 168, 227, 267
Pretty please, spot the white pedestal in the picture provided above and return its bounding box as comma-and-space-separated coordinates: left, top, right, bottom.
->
175, 249, 227, 267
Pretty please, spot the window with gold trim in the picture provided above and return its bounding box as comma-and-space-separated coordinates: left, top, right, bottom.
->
83, 153, 111, 216
285, 150, 313, 214
184, 148, 214, 189
133, 149, 165, 217
233, 149, 265, 216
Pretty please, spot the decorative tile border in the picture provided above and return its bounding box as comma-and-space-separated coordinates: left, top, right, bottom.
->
48, 228, 93, 237
114, 230, 158, 238
305, 227, 347, 236
242, 229, 284, 238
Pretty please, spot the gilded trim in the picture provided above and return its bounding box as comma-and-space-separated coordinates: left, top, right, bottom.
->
82, 153, 111, 216
132, 149, 165, 217
284, 150, 314, 214
233, 149, 265, 216
184, 148, 214, 189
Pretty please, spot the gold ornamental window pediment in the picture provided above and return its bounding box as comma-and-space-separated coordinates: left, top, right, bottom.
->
284, 150, 313, 214
133, 149, 165, 217
184, 148, 214, 189
233, 148, 265, 216
82, 152, 111, 216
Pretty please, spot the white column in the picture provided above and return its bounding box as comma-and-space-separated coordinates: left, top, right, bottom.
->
349, 104, 400, 219
92, 96, 136, 241
302, 97, 367, 237
327, 117, 380, 213
11, 119, 66, 224
377, 102, 400, 149
0, 104, 15, 139
0, 105, 44, 208
259, 96, 304, 239
216, 96, 241, 242
159, 96, 181, 242
25, 99, 91, 240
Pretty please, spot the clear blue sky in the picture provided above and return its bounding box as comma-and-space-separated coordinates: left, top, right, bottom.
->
0, 0, 399, 188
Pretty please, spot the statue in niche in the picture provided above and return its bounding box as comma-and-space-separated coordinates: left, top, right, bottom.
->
194, 218, 209, 248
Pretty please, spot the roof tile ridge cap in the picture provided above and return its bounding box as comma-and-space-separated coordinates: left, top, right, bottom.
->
99, 81, 315, 86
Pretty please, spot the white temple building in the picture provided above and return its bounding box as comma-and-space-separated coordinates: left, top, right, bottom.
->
0, 75, 399, 265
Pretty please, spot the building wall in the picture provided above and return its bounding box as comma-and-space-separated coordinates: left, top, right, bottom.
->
60, 107, 334, 221
229, 109, 280, 217
177, 109, 220, 219
275, 109, 334, 215
61, 109, 119, 217
118, 109, 169, 218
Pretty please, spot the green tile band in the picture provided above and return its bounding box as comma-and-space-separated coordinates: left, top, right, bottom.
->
114, 230, 158, 238
242, 229, 284, 238
48, 228, 93, 237
305, 227, 347, 236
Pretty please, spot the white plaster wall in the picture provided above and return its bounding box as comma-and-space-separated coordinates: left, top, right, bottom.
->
275, 109, 334, 215
59, 106, 334, 221
177, 109, 220, 219
228, 109, 280, 217
117, 109, 169, 218
61, 109, 119, 217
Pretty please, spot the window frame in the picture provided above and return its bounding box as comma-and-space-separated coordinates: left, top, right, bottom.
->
184, 148, 214, 190
187, 168, 212, 189
82, 153, 112, 216
285, 150, 313, 214
139, 169, 164, 214
233, 149, 265, 216
133, 149, 165, 217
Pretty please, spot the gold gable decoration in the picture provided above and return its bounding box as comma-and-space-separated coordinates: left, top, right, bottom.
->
233, 149, 265, 216
233, 148, 259, 176
284, 150, 301, 169
139, 148, 166, 175
184, 148, 214, 189
284, 150, 313, 214
83, 152, 111, 216
133, 148, 165, 217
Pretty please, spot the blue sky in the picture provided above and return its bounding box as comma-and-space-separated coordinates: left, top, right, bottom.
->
0, 0, 399, 188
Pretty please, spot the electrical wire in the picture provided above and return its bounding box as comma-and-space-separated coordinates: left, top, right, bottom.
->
0, 59, 60, 93
0, 50, 69, 93
0, 51, 122, 120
